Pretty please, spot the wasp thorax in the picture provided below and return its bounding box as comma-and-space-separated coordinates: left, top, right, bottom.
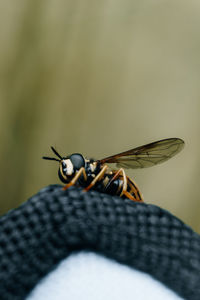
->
58, 153, 85, 183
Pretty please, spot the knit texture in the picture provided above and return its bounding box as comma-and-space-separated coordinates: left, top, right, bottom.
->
0, 185, 200, 300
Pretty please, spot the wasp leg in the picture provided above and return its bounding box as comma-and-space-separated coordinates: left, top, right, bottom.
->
105, 168, 127, 197
84, 165, 108, 192
124, 177, 144, 202
63, 167, 87, 190
123, 191, 136, 201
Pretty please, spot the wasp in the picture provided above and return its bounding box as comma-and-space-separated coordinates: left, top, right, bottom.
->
43, 138, 184, 202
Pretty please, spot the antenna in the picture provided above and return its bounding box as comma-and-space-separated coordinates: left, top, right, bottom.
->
50, 146, 63, 159
42, 146, 63, 161
42, 156, 59, 161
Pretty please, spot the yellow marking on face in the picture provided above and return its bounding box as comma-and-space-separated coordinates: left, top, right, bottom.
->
64, 159, 74, 175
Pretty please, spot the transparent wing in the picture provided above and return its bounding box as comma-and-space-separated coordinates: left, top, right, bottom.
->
99, 138, 184, 169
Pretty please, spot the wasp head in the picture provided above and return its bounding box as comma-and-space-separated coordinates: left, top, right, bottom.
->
43, 147, 85, 184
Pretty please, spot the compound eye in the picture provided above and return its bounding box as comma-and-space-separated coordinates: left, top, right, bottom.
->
69, 153, 85, 170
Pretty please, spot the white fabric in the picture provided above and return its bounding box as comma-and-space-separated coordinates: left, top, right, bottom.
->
27, 251, 183, 300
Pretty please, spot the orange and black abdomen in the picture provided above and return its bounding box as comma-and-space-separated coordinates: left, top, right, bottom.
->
103, 173, 143, 202
126, 176, 143, 202
102, 174, 123, 196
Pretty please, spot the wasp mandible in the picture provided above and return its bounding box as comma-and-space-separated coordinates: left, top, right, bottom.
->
43, 138, 184, 202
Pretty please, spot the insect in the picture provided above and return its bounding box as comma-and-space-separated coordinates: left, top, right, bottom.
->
43, 138, 184, 202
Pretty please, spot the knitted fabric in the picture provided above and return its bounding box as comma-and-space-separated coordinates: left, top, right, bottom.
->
0, 185, 199, 300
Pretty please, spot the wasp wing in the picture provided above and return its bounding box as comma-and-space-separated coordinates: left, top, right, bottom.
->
99, 138, 184, 169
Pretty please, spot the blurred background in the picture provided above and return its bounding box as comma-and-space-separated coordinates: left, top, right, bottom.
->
0, 0, 200, 232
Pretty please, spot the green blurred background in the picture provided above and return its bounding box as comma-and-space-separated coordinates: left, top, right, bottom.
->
0, 1, 200, 232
